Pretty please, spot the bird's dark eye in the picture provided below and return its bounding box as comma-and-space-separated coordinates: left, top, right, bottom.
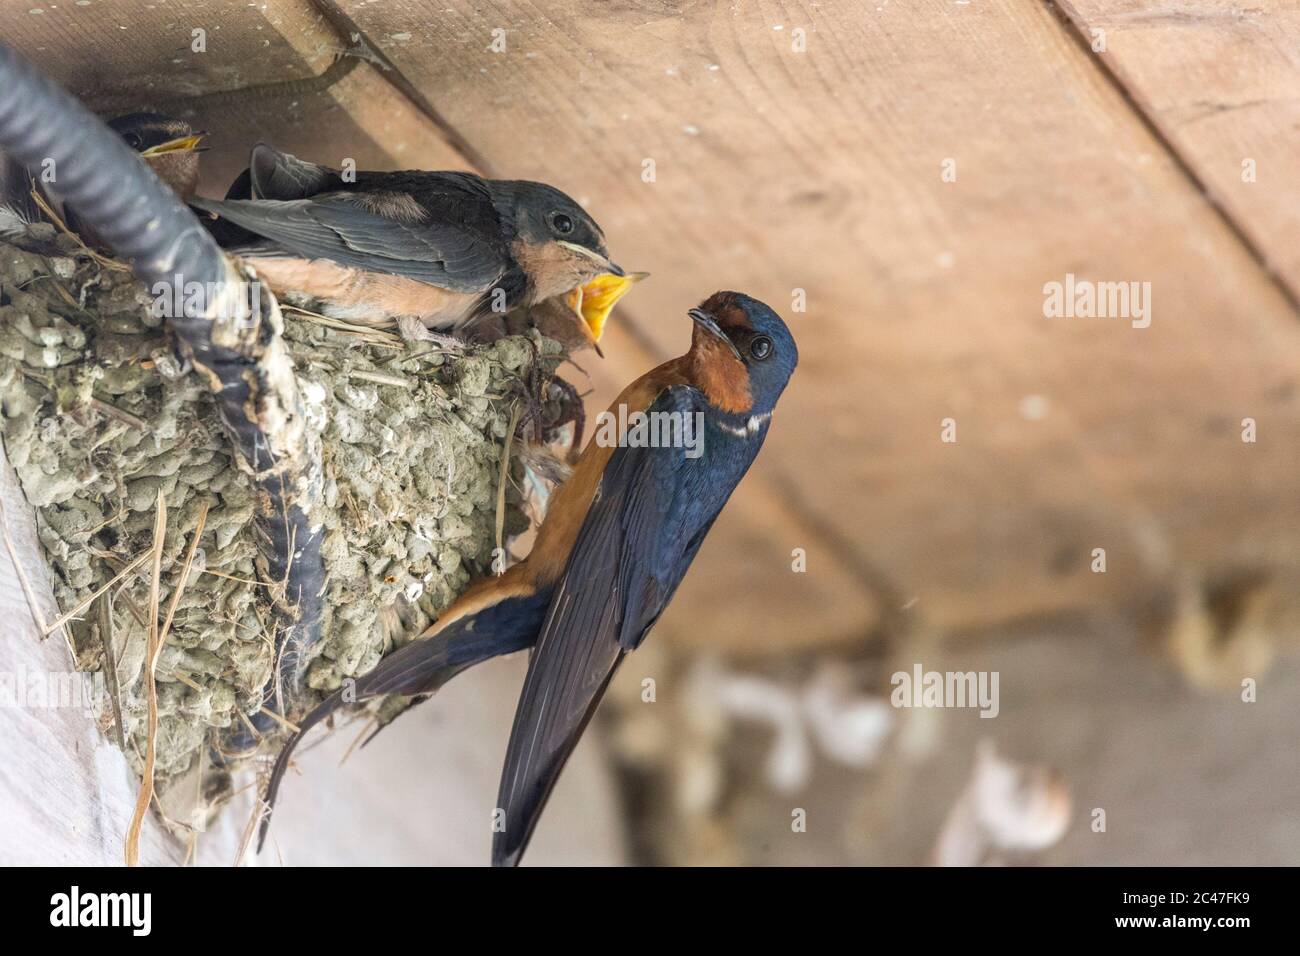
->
123, 132, 142, 150
552, 213, 574, 236
749, 335, 773, 361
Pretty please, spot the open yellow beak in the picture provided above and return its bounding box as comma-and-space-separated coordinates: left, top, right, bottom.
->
139, 133, 206, 157
566, 271, 648, 350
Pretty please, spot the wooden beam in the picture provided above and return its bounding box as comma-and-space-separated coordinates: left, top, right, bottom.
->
0, 1, 339, 113
328, 0, 1300, 638
1056, 1, 1300, 305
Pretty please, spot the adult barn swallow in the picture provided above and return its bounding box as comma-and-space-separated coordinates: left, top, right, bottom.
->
258, 291, 798, 865
192, 143, 624, 341
2, 112, 204, 239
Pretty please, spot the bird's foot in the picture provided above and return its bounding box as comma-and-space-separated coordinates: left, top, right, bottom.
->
395, 315, 465, 350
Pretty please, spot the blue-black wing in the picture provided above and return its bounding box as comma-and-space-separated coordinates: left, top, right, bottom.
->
191, 191, 506, 292
493, 386, 751, 866
258, 589, 549, 853
245, 143, 334, 200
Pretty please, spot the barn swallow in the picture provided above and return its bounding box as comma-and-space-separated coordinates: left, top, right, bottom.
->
56, 113, 205, 242
223, 143, 639, 351
470, 270, 649, 356
2, 112, 201, 239
106, 112, 206, 199
191, 143, 624, 342
530, 269, 648, 356
257, 290, 797, 865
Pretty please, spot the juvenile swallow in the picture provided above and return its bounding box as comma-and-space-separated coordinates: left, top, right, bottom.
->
192, 143, 625, 342
222, 144, 640, 352
470, 270, 650, 357
60, 113, 206, 243
258, 291, 798, 866
3, 112, 203, 239
106, 112, 206, 199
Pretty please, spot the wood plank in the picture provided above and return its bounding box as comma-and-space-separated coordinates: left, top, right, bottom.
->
1056, 1, 1300, 302
177, 61, 475, 196
335, 0, 1300, 638
0, 0, 337, 112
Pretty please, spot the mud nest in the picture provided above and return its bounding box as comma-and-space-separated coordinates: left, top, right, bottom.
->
0, 230, 562, 823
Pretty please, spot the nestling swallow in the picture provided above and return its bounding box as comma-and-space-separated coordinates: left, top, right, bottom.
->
2, 112, 204, 239
106, 112, 206, 199
258, 291, 798, 866
64, 113, 206, 243
192, 143, 624, 342
472, 270, 650, 357
222, 144, 640, 351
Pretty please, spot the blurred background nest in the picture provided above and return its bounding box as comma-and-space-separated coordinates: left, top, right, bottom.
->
3, 0, 1300, 865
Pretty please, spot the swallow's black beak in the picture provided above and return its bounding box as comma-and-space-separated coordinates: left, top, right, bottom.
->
689, 307, 742, 360
606, 260, 625, 277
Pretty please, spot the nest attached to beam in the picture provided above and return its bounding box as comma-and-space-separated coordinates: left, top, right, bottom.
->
0, 229, 561, 826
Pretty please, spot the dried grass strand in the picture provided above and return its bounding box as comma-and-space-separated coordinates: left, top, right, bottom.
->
159, 502, 209, 646
96, 594, 126, 751
42, 549, 151, 636
124, 489, 168, 867
495, 402, 523, 559
29, 187, 130, 272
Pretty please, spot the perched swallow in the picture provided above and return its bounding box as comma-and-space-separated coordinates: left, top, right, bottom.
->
56, 113, 205, 242
192, 143, 624, 341
258, 291, 798, 866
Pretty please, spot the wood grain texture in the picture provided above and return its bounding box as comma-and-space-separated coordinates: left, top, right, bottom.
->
1056, 0, 1300, 302
0, 0, 337, 112
332, 0, 1300, 637
183, 60, 476, 196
